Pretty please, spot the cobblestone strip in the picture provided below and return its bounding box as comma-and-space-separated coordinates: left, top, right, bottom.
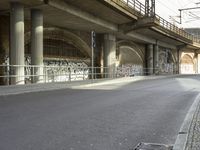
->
185, 99, 200, 150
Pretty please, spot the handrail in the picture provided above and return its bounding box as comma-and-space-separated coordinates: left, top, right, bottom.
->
118, 0, 145, 15
0, 65, 116, 83
155, 15, 199, 42
0, 65, 174, 85
111, 0, 200, 43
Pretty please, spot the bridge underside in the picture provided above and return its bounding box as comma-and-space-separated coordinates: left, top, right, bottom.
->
0, 0, 199, 85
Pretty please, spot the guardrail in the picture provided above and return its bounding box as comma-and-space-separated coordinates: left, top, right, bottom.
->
155, 15, 200, 42
0, 65, 174, 85
126, 0, 146, 15
111, 0, 200, 43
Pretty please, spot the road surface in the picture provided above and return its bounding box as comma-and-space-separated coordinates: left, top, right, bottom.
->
0, 75, 200, 150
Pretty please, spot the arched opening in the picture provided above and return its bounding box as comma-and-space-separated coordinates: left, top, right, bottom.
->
24, 27, 91, 82
116, 40, 145, 76
180, 53, 195, 74
119, 46, 143, 65
25, 27, 91, 60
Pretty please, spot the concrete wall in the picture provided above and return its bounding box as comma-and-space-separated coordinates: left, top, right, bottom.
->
158, 47, 176, 74
0, 16, 9, 56
0, 16, 9, 85
116, 40, 145, 75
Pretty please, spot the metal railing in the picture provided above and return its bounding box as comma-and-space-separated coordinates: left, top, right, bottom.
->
115, 0, 146, 16
155, 15, 200, 43
0, 65, 175, 85
111, 0, 200, 43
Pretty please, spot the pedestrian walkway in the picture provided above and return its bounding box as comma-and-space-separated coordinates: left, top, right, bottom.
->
185, 100, 200, 150
0, 75, 179, 96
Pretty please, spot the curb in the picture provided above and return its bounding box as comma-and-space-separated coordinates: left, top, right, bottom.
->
173, 93, 200, 150
0, 78, 124, 96
0, 75, 181, 96
72, 75, 182, 88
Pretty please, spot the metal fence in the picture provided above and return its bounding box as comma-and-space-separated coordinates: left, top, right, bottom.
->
0, 65, 175, 85
111, 0, 200, 43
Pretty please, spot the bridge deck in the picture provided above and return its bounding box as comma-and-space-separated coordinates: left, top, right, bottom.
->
103, 0, 200, 46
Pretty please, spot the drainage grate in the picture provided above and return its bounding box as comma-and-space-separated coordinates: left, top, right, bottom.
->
134, 142, 173, 150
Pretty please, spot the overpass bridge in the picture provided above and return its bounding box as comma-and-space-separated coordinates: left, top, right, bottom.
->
0, 0, 200, 85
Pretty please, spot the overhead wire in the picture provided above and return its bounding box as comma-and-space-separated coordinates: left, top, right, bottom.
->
156, 0, 180, 16
139, 0, 199, 27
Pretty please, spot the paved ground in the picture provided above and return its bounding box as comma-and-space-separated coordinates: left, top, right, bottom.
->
0, 76, 172, 96
185, 94, 200, 150
0, 75, 200, 150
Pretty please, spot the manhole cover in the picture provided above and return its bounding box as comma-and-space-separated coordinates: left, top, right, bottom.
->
134, 142, 173, 150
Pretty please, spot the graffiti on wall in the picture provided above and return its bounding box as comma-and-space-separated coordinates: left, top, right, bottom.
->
159, 50, 175, 74
116, 64, 143, 76
2, 55, 89, 83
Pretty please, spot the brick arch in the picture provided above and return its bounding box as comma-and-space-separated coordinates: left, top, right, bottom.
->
25, 27, 91, 58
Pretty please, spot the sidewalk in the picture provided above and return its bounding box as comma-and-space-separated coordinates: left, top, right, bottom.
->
0, 75, 177, 96
185, 99, 200, 150
173, 93, 200, 150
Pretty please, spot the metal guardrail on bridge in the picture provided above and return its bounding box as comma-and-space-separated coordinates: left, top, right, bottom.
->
111, 0, 200, 43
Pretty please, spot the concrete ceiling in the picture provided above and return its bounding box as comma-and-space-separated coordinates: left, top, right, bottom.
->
65, 0, 132, 24
39, 5, 112, 33
0, 0, 199, 49
0, 0, 117, 32
0, 0, 44, 11
134, 28, 184, 46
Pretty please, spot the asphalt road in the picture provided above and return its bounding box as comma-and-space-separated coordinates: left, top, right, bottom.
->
0, 75, 200, 150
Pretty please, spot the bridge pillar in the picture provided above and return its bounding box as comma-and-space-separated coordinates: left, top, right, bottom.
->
31, 9, 43, 83
153, 44, 159, 74
194, 53, 198, 73
103, 34, 116, 78
146, 44, 154, 75
10, 2, 25, 85
177, 49, 180, 74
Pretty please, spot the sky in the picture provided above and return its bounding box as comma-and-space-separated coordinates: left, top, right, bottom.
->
139, 0, 200, 28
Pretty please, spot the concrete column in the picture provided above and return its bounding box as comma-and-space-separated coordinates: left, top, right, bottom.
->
0, 54, 4, 85
177, 49, 180, 74
194, 53, 198, 74
10, 2, 24, 85
31, 9, 43, 83
198, 54, 200, 74
146, 44, 153, 75
103, 34, 116, 78
153, 44, 159, 74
